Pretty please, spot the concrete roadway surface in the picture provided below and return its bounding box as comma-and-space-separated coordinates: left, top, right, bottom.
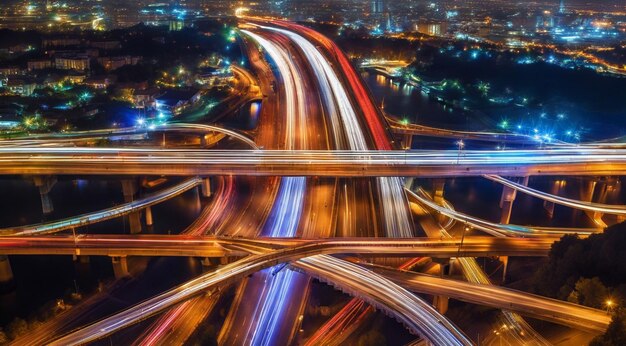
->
5, 147, 626, 177
131, 32, 291, 345
219, 27, 332, 346
362, 263, 611, 333
0, 235, 556, 258
48, 239, 482, 346
484, 174, 626, 216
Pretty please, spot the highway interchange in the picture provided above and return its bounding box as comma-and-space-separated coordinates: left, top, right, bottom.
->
1, 16, 623, 346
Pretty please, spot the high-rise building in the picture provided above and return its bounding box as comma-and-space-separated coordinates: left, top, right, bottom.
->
106, 0, 140, 28
371, 0, 384, 15
559, 0, 565, 14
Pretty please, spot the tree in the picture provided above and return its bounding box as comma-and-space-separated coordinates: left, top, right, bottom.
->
0, 328, 8, 344
590, 311, 626, 346
532, 222, 626, 300
6, 318, 28, 340
567, 277, 609, 308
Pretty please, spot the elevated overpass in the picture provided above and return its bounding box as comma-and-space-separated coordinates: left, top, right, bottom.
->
0, 177, 201, 236
363, 264, 611, 333
3, 148, 626, 177
387, 117, 547, 145
0, 123, 259, 150
484, 174, 626, 216
49, 238, 490, 345
406, 187, 600, 237
0, 235, 555, 258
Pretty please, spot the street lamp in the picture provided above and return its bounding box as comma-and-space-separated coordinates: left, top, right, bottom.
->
456, 140, 465, 150
456, 140, 465, 164
605, 299, 615, 314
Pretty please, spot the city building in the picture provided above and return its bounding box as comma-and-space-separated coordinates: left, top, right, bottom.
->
0, 66, 22, 76
55, 56, 90, 71
415, 21, 449, 37
82, 76, 114, 89
27, 59, 54, 71
155, 89, 202, 116
90, 41, 122, 50
132, 88, 162, 109
97, 56, 142, 71
43, 38, 81, 48
5, 77, 37, 96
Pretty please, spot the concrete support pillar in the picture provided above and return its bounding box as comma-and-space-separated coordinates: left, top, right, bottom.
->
615, 181, 626, 223
33, 176, 57, 214
201, 177, 212, 198
404, 177, 415, 190
597, 181, 610, 204
200, 135, 208, 147
432, 180, 445, 205
121, 179, 138, 201
402, 134, 413, 150
193, 186, 202, 213
594, 182, 608, 224
76, 255, 90, 264
145, 206, 153, 226
219, 257, 230, 265
432, 258, 450, 314
543, 201, 555, 218
433, 294, 449, 315
0, 255, 14, 287
582, 179, 606, 227
121, 179, 142, 234
580, 179, 596, 203
500, 256, 509, 283
499, 186, 517, 225
544, 179, 562, 218
432, 179, 447, 225
521, 176, 530, 187
111, 256, 129, 279
201, 257, 212, 267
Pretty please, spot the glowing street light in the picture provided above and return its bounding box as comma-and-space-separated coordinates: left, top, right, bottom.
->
605, 299, 615, 314
456, 140, 465, 164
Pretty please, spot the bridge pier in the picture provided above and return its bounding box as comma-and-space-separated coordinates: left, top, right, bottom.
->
33, 176, 57, 214
433, 295, 449, 315
402, 134, 413, 150
193, 186, 202, 213
432, 179, 445, 205
544, 179, 562, 218
499, 176, 528, 224
72, 254, 90, 264
201, 177, 212, 198
404, 177, 415, 191
0, 255, 14, 290
432, 258, 450, 314
606, 180, 626, 223
499, 186, 517, 225
431, 179, 448, 225
121, 179, 142, 234
582, 179, 606, 227
201, 257, 212, 267
145, 206, 153, 227
500, 256, 509, 283
111, 256, 129, 279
